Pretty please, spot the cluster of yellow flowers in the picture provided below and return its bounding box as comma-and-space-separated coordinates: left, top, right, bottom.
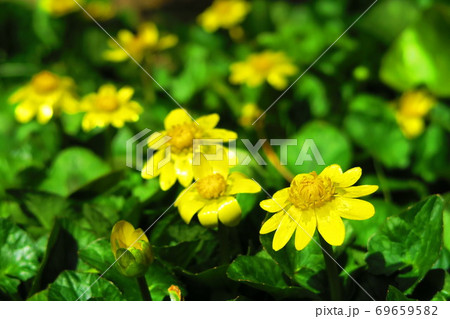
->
9, 70, 143, 131
14, 0, 383, 280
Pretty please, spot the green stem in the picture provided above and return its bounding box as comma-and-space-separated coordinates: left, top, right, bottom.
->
137, 276, 152, 301
218, 223, 232, 264
319, 234, 342, 301
373, 159, 391, 202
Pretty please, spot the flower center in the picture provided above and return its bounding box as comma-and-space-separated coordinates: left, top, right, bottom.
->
288, 172, 335, 210
96, 95, 119, 111
32, 71, 59, 94
252, 55, 274, 74
166, 123, 199, 153
196, 173, 227, 199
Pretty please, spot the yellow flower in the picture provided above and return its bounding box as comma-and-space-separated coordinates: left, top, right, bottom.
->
175, 152, 261, 228
260, 164, 378, 251
79, 84, 143, 131
142, 109, 237, 191
85, 1, 116, 21
104, 22, 178, 63
9, 70, 78, 124
230, 51, 298, 90
198, 0, 251, 32
395, 90, 435, 139
40, 0, 82, 17
111, 220, 153, 277
239, 103, 262, 127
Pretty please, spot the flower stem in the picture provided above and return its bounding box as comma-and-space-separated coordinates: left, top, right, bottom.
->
319, 234, 342, 301
254, 119, 294, 183
137, 276, 152, 301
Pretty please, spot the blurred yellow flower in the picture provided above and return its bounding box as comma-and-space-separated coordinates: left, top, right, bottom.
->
395, 90, 435, 139
104, 22, 178, 63
260, 164, 378, 251
198, 0, 251, 32
239, 103, 262, 127
79, 84, 143, 131
142, 109, 237, 191
175, 152, 260, 228
41, 0, 82, 17
230, 51, 298, 90
85, 1, 116, 21
110, 220, 153, 277
9, 70, 78, 124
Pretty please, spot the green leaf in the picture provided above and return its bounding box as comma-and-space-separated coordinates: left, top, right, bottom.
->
227, 250, 316, 299
348, 200, 400, 248
0, 218, 39, 297
413, 124, 450, 182
386, 285, 415, 301
27, 289, 48, 301
48, 270, 122, 301
28, 218, 97, 296
345, 96, 411, 168
79, 238, 182, 301
359, 0, 420, 43
78, 238, 140, 300
286, 121, 352, 174
7, 190, 69, 230
366, 195, 444, 292
39, 147, 110, 197
380, 6, 450, 97
260, 232, 325, 294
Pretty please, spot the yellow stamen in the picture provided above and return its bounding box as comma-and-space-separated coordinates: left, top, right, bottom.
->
95, 95, 119, 111
31, 71, 59, 94
166, 123, 199, 153
196, 173, 227, 199
288, 172, 335, 210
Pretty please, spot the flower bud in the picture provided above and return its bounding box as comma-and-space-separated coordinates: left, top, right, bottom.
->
110, 220, 153, 277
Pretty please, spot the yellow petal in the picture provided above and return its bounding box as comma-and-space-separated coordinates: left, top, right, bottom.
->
226, 172, 261, 194
157, 34, 178, 50
217, 196, 242, 227
178, 194, 206, 224
111, 220, 135, 252
117, 86, 134, 103
174, 155, 194, 187
141, 149, 166, 179
319, 164, 343, 181
159, 161, 176, 191
272, 213, 296, 251
15, 102, 36, 123
335, 197, 375, 220
103, 49, 128, 62
197, 203, 219, 228
139, 22, 159, 47
192, 152, 213, 180
164, 109, 192, 130
260, 211, 284, 234
37, 105, 54, 124
315, 205, 345, 246
259, 188, 289, 213
205, 128, 238, 141
196, 113, 219, 129
336, 167, 362, 187
147, 131, 168, 150
341, 185, 378, 198
292, 207, 316, 250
